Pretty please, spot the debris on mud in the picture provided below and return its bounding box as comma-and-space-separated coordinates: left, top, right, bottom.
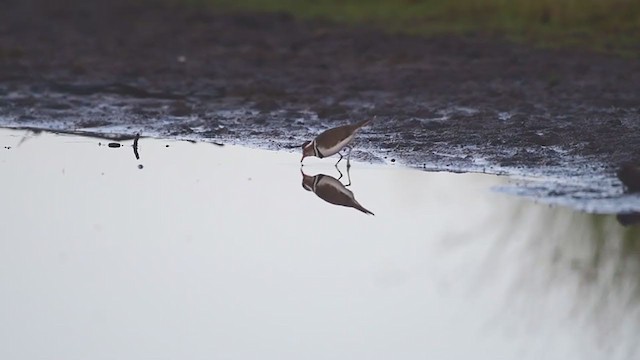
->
618, 164, 640, 193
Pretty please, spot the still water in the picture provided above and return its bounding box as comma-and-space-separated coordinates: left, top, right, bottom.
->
1, 129, 639, 360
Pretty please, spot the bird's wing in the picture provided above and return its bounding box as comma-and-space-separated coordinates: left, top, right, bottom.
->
314, 178, 373, 214
315, 125, 356, 145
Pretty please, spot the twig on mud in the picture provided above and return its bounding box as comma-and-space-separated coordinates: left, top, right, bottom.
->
133, 133, 140, 160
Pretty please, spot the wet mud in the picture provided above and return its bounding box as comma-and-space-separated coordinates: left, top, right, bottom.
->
1, 0, 639, 212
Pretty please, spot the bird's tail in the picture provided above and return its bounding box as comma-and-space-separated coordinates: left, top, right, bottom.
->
355, 202, 375, 216
354, 116, 376, 130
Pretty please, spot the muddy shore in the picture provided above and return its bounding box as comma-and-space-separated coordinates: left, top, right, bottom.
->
1, 0, 639, 211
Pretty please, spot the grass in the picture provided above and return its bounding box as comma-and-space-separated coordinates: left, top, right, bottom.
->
183, 0, 640, 57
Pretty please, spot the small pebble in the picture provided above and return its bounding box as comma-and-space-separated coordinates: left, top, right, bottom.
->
108, 142, 121, 148
390, 158, 396, 163
138, 164, 144, 169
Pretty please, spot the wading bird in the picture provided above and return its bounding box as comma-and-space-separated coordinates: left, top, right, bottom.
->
300, 118, 373, 167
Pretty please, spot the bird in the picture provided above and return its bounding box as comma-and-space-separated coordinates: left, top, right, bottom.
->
301, 118, 373, 167
301, 169, 374, 215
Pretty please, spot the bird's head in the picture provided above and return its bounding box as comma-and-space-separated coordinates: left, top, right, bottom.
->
301, 168, 314, 192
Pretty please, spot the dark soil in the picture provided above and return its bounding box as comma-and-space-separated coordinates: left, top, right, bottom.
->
1, 0, 640, 212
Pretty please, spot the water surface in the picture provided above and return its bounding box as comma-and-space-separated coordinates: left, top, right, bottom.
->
1, 129, 639, 360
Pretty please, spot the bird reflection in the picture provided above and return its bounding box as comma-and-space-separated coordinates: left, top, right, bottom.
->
617, 212, 640, 227
301, 168, 374, 215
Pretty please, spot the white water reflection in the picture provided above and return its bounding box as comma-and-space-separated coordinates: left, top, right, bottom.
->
0, 129, 639, 360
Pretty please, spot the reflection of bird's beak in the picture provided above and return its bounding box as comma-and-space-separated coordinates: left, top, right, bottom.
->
300, 168, 313, 191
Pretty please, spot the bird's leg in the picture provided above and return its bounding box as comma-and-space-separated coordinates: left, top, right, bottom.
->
335, 151, 344, 167
346, 146, 353, 169
335, 164, 344, 180
344, 164, 352, 187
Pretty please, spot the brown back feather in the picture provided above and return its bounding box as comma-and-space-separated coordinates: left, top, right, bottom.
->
314, 180, 375, 215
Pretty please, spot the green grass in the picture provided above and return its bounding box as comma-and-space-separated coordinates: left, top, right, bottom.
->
185, 0, 640, 56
